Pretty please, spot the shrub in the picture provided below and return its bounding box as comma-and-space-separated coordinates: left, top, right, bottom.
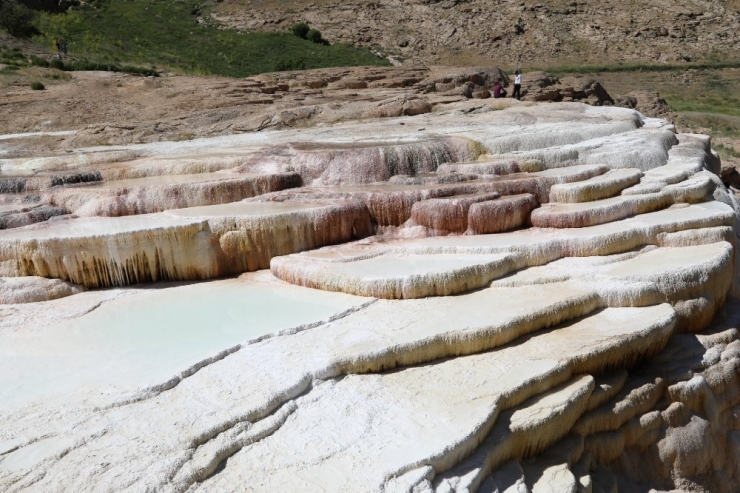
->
30, 81, 45, 90
31, 56, 159, 76
306, 28, 322, 44
30, 55, 50, 67
63, 60, 159, 76
31, 0, 389, 77
0, 0, 39, 38
291, 22, 310, 39
274, 58, 306, 72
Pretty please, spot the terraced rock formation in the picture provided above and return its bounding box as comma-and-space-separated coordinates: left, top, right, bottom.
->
0, 66, 624, 151
1, 98, 739, 493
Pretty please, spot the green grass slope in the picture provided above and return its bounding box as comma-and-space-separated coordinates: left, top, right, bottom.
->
33, 0, 389, 76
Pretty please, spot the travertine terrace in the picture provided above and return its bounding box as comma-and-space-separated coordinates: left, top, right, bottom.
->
1, 93, 740, 493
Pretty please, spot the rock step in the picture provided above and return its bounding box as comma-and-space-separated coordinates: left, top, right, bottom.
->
0, 170, 103, 193
0, 276, 84, 304
489, 317, 740, 493
531, 174, 714, 229
0, 201, 371, 288
468, 194, 539, 234
451, 324, 740, 492
410, 192, 501, 233
254, 164, 606, 227
492, 240, 734, 333
622, 134, 712, 195
433, 375, 595, 492
521, 436, 585, 493
410, 193, 537, 235
0, 213, 223, 287
437, 158, 545, 176
274, 252, 517, 299
484, 127, 678, 173
0, 172, 301, 230
272, 203, 735, 299
0, 151, 253, 186
388, 173, 479, 185
549, 168, 643, 203
0, 204, 69, 230
48, 171, 301, 217
234, 136, 481, 186
197, 306, 675, 492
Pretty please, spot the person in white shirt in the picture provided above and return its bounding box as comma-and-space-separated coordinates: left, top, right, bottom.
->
513, 70, 522, 100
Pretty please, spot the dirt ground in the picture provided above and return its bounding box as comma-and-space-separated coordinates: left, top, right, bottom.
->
0, 65, 434, 154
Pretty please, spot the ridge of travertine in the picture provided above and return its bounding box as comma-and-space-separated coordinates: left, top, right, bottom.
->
1, 101, 740, 493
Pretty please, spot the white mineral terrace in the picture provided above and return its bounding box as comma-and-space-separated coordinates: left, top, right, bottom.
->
0, 275, 369, 410
1, 102, 740, 493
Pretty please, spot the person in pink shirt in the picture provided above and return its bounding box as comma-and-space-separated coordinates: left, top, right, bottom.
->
493, 82, 507, 98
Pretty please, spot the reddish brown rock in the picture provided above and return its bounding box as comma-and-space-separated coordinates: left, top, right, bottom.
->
615, 91, 675, 119
467, 193, 538, 234
411, 192, 501, 233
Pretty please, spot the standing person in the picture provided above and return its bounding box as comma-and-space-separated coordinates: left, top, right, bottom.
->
512, 70, 522, 100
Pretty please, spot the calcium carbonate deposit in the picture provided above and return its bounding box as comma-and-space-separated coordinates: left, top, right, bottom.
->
2, 96, 740, 493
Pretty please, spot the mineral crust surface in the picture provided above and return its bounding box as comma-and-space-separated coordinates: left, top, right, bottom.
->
1, 97, 739, 493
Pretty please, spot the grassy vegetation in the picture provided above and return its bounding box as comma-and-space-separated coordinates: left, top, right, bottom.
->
715, 143, 740, 159
1, 48, 160, 77
678, 113, 740, 138
542, 60, 740, 76
0, 45, 28, 67
656, 70, 740, 120
541, 62, 740, 118
66, 60, 159, 76
0, 1, 39, 38
530, 62, 740, 120
43, 71, 71, 80
669, 98, 740, 118
32, 0, 389, 76
537, 62, 740, 157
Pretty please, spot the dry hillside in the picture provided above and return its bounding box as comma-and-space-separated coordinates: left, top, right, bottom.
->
213, 0, 740, 68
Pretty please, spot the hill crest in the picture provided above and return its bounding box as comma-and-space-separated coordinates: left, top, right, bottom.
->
212, 0, 740, 68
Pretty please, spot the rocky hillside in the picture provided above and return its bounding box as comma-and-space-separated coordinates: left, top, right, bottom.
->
213, 0, 740, 68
